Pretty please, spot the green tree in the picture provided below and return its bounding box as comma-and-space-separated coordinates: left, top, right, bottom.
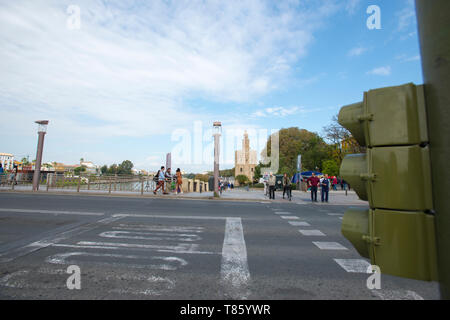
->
118, 160, 134, 175
100, 165, 108, 175
322, 159, 339, 177
261, 127, 333, 174
74, 166, 87, 176
236, 175, 249, 185
253, 164, 262, 182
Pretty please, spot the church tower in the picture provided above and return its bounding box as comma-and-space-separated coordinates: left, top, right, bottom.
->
235, 131, 257, 184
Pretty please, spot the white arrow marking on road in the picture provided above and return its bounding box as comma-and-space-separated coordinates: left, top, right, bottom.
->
46, 252, 188, 270
99, 230, 201, 242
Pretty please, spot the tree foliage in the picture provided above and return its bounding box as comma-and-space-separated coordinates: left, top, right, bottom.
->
101, 160, 134, 175
322, 114, 365, 167
261, 127, 332, 176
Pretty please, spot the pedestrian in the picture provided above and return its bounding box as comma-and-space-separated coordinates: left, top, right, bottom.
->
332, 176, 338, 191
153, 166, 168, 194
307, 173, 319, 202
268, 172, 276, 199
321, 174, 330, 203
175, 168, 182, 194
282, 173, 292, 200
0, 163, 3, 185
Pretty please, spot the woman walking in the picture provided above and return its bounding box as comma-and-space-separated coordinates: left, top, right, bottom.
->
176, 168, 183, 194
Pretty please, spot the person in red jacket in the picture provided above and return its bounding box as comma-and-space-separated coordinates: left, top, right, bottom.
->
307, 173, 320, 202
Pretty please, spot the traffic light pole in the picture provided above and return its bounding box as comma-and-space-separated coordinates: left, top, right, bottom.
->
416, 0, 450, 299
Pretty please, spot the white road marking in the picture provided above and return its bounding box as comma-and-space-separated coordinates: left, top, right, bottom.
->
99, 230, 201, 242
221, 217, 250, 300
327, 213, 344, 216
113, 224, 204, 233
74, 241, 217, 255
274, 212, 291, 215
0, 216, 123, 263
288, 221, 311, 227
280, 216, 299, 220
371, 290, 424, 300
334, 259, 371, 273
46, 252, 188, 270
299, 230, 326, 236
113, 214, 228, 220
312, 242, 348, 250
0, 208, 104, 216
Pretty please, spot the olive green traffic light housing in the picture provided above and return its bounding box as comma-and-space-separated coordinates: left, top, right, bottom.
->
339, 83, 438, 281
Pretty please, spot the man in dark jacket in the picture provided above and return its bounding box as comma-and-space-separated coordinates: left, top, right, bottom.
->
321, 174, 330, 203
307, 173, 319, 202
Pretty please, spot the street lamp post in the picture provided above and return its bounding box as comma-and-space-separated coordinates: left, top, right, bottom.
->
32, 120, 49, 191
213, 121, 222, 197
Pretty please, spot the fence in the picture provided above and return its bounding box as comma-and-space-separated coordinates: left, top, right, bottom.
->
0, 172, 209, 195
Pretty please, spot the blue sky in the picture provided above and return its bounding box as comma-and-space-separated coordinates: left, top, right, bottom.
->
0, 0, 422, 172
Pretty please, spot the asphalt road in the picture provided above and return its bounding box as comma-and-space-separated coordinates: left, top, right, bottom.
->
0, 192, 441, 300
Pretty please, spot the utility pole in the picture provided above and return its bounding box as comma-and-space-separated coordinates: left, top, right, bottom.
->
213, 121, 222, 197
416, 0, 450, 299
32, 120, 49, 191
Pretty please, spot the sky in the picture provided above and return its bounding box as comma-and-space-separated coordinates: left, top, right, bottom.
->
0, 0, 423, 173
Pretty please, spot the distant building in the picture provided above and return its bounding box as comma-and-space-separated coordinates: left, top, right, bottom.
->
80, 161, 98, 174
235, 131, 257, 183
0, 153, 14, 171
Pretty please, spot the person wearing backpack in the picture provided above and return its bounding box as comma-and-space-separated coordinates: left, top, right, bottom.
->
153, 166, 168, 194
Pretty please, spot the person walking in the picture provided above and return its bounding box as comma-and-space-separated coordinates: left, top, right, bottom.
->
321, 174, 330, 203
282, 173, 291, 200
175, 168, 183, 194
332, 176, 338, 191
268, 172, 276, 200
307, 173, 319, 202
0, 163, 4, 185
153, 166, 167, 194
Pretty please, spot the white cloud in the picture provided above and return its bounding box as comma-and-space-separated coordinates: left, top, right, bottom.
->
348, 47, 368, 57
252, 106, 302, 118
0, 0, 336, 142
367, 66, 392, 76
345, 0, 361, 15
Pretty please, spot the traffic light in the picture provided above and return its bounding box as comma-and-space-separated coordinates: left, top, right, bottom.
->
339, 83, 438, 281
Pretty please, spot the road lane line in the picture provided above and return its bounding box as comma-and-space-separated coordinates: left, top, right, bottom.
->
274, 212, 291, 215
312, 242, 348, 250
0, 208, 104, 216
221, 217, 250, 300
299, 230, 326, 236
288, 221, 311, 227
334, 259, 371, 273
280, 216, 299, 220
113, 214, 228, 220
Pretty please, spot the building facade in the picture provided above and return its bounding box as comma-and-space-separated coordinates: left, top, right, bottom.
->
0, 153, 14, 171
235, 132, 257, 184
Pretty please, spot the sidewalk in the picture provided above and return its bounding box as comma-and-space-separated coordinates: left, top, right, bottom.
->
0, 185, 367, 205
